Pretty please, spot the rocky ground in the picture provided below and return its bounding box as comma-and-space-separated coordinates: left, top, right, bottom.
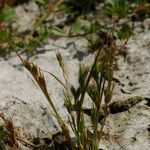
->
0, 1, 150, 150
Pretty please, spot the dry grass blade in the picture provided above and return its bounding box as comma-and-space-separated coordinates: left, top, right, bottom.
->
23, 60, 46, 91
42, 69, 67, 89
0, 114, 18, 149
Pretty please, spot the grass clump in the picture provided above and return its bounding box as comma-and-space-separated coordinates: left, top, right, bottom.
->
0, 19, 116, 149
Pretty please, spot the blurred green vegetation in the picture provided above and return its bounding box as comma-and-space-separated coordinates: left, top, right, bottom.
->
0, 0, 149, 58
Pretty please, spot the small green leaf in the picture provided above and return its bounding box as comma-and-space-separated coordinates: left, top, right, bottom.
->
90, 21, 101, 33
117, 25, 132, 40
58, 3, 71, 12
70, 19, 82, 34
0, 5, 16, 23
13, 36, 24, 48
26, 39, 39, 54
49, 26, 67, 36
37, 26, 48, 40
35, 0, 46, 5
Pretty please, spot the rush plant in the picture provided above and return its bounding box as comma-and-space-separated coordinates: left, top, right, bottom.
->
0, 17, 116, 148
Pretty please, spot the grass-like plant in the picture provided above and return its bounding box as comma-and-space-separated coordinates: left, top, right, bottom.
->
0, 16, 117, 149
0, 26, 76, 149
